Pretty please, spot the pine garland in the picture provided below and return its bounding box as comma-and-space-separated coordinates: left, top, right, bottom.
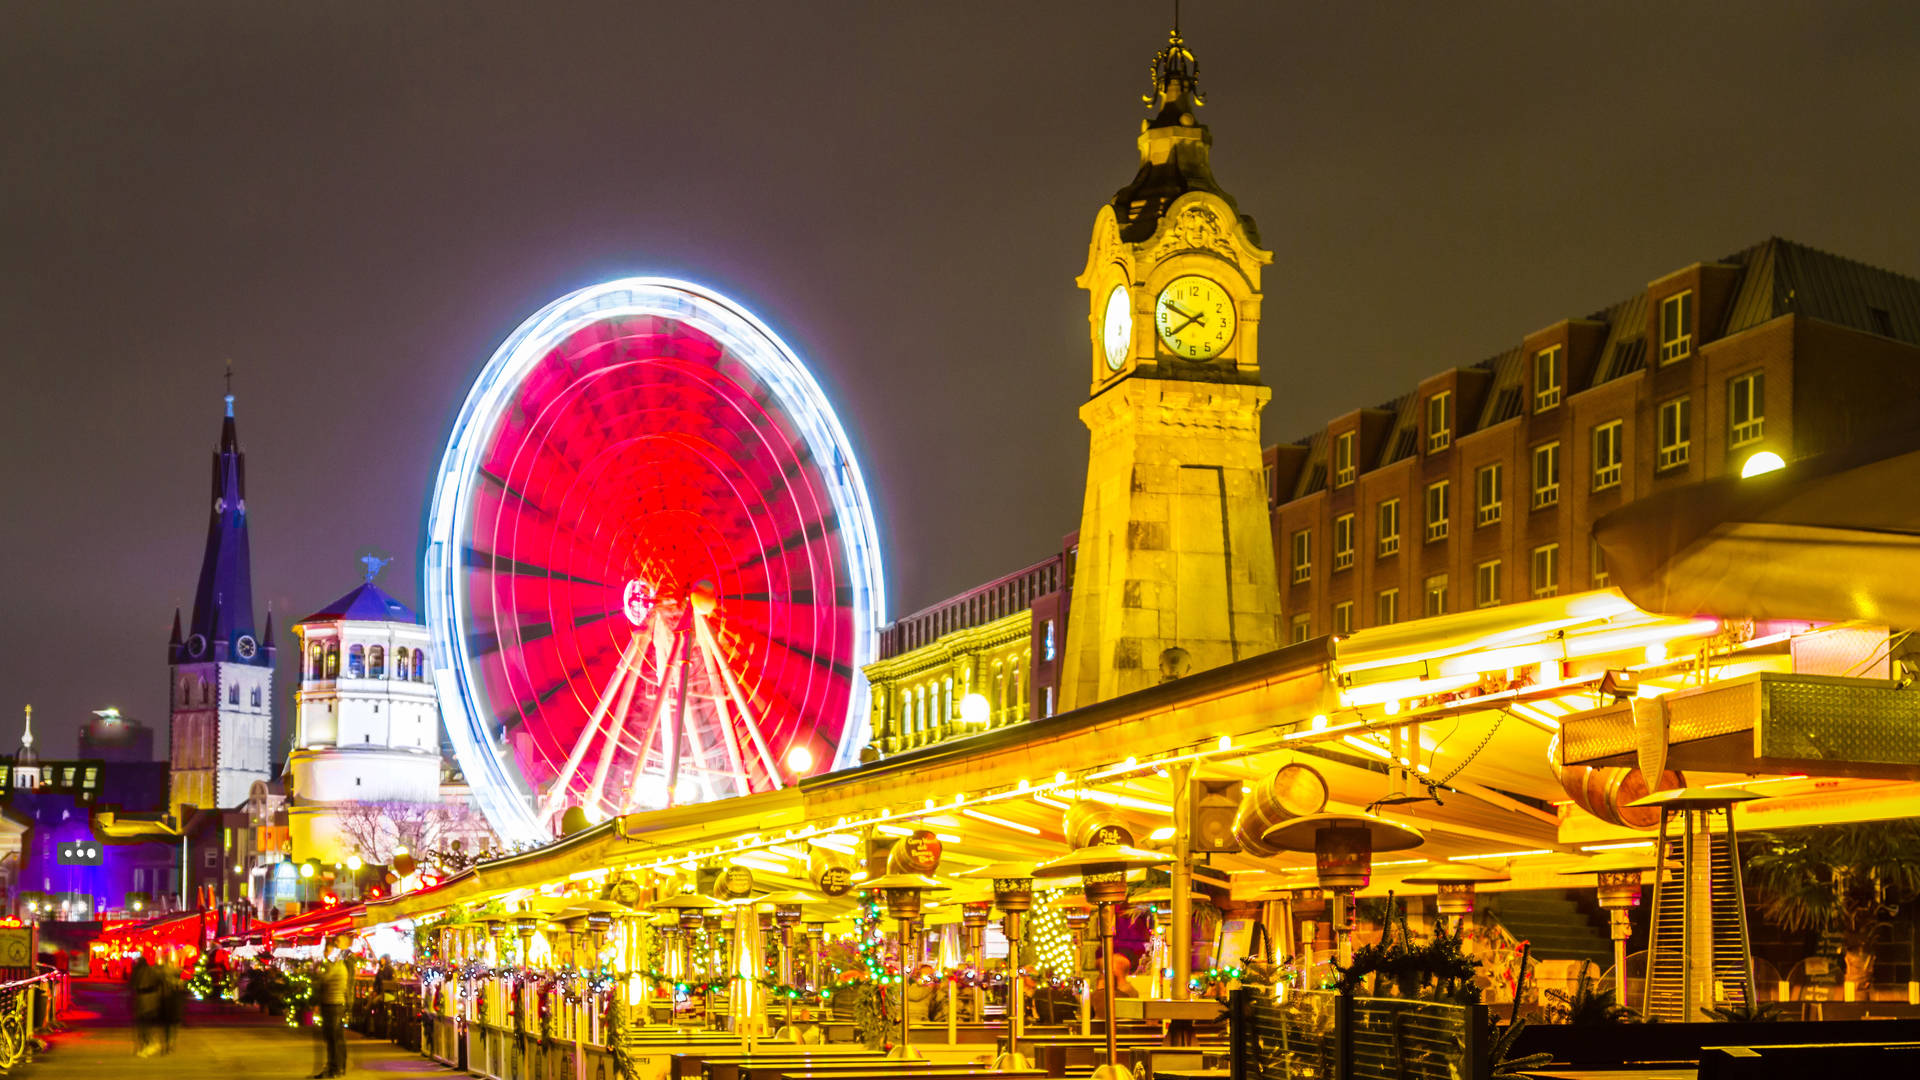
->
1331, 901, 1480, 1004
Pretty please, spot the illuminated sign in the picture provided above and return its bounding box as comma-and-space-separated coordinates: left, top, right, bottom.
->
57, 841, 103, 865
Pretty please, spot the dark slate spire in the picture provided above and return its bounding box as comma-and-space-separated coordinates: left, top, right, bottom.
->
177, 389, 267, 666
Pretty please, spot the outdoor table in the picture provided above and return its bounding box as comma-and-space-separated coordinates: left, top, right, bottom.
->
699, 1053, 893, 1080
736, 1062, 935, 1080
776, 1070, 1048, 1080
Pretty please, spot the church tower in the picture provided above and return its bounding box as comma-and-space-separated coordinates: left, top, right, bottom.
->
1059, 23, 1282, 711
169, 389, 276, 820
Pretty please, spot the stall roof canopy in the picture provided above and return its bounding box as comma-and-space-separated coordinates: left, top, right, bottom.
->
363, 589, 1916, 926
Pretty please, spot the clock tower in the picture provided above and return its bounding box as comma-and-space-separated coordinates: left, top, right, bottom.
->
1059, 24, 1282, 711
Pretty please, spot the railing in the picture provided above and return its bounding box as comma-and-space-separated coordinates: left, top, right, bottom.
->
1231, 987, 1487, 1080
0, 966, 64, 1073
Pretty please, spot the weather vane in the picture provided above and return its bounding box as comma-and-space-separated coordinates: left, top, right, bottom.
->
1145, 0, 1204, 111
360, 553, 391, 583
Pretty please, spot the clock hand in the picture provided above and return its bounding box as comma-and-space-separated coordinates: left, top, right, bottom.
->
1169, 310, 1206, 335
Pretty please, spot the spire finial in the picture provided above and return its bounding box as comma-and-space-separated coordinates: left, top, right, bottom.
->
21, 705, 32, 751
224, 360, 235, 417
360, 554, 391, 583
1143, 4, 1204, 116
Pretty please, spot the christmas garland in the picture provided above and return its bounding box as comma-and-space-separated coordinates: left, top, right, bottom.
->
1331, 905, 1480, 1004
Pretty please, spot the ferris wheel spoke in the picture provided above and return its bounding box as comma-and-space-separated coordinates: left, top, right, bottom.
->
583, 639, 649, 821
694, 612, 784, 789
536, 624, 646, 823
691, 632, 752, 795
462, 545, 610, 588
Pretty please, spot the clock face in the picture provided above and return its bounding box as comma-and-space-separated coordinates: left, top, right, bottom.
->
236, 635, 258, 660
1155, 275, 1236, 360
1101, 284, 1132, 371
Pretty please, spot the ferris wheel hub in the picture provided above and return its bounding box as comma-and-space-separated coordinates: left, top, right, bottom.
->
689, 578, 720, 616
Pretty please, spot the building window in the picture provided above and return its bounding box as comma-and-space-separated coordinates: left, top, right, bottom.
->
1475, 463, 1503, 526
325, 642, 339, 678
1333, 430, 1357, 487
414, 648, 428, 681
228, 683, 239, 705
1377, 499, 1400, 556
1592, 420, 1624, 490
1533, 345, 1563, 411
1658, 397, 1691, 470
347, 644, 365, 678
250, 686, 261, 707
1532, 442, 1561, 509
1376, 588, 1399, 626
1333, 514, 1355, 571
1426, 391, 1453, 452
1043, 620, 1056, 661
1425, 480, 1450, 541
1531, 544, 1560, 598
1043, 687, 1054, 718
1333, 601, 1354, 636
1659, 290, 1694, 363
369, 644, 385, 679
309, 643, 325, 680
1729, 370, 1764, 447
1291, 529, 1312, 583
1290, 613, 1311, 644
1591, 537, 1611, 588
1475, 559, 1502, 608
1424, 574, 1449, 617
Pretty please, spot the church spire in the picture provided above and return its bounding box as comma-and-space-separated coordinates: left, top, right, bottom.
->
177, 382, 267, 666
1143, 5, 1204, 128
18, 705, 35, 765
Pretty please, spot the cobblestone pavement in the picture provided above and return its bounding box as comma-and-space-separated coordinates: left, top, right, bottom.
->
25, 981, 452, 1079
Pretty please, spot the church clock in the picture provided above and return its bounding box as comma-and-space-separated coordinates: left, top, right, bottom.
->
1154, 275, 1235, 360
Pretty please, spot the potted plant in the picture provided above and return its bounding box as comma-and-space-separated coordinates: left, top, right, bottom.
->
1744, 821, 1920, 995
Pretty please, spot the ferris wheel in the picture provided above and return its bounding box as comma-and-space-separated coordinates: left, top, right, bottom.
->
424, 279, 885, 844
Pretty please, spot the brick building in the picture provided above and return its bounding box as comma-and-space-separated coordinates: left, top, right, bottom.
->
1268, 238, 1920, 640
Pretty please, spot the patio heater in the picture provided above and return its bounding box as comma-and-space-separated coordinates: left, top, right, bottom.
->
1398, 864, 1510, 937
649, 893, 720, 1023
757, 889, 829, 1042
862, 872, 947, 1060
1259, 814, 1424, 968
956, 860, 1038, 1069
1627, 787, 1761, 1022
1035, 843, 1171, 1080
1557, 849, 1661, 1006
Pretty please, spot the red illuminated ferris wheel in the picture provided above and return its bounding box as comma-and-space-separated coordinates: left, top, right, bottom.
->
424, 279, 885, 843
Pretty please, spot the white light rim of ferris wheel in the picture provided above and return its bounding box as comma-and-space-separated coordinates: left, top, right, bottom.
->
423, 276, 888, 845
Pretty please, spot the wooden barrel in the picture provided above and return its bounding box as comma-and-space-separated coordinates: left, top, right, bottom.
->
1566, 765, 1685, 828
1233, 763, 1329, 857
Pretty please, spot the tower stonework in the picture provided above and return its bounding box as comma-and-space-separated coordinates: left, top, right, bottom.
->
169, 392, 276, 820
1059, 27, 1282, 711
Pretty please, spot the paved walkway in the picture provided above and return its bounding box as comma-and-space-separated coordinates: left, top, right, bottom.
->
25, 981, 453, 1079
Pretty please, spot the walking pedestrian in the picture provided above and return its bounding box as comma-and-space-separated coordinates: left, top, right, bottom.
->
158, 953, 185, 1053
129, 955, 161, 1057
311, 942, 351, 1078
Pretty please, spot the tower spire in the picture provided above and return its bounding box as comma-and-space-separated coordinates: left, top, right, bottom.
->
20, 705, 32, 754
179, 379, 263, 664
1143, 5, 1204, 126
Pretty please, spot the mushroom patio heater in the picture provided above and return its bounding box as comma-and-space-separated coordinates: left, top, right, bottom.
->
1260, 814, 1424, 967
650, 893, 719, 1022
863, 873, 946, 1060
758, 889, 829, 1042
1036, 844, 1171, 1080
1398, 864, 1509, 936
1558, 849, 1662, 1005
957, 860, 1038, 1068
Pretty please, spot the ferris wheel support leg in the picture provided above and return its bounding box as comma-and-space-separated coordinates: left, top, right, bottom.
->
691, 613, 753, 796
539, 629, 648, 824
696, 615, 784, 789
584, 642, 648, 820
664, 613, 697, 806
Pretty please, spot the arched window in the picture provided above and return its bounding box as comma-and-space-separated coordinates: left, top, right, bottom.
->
369, 645, 386, 679
309, 642, 325, 679
413, 648, 427, 681
251, 686, 261, 707
347, 644, 365, 678
1010, 660, 1024, 721
228, 683, 240, 705
395, 647, 410, 681
943, 677, 954, 724
325, 642, 340, 678
200, 678, 211, 704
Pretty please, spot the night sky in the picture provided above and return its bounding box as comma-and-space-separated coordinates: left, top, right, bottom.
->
6, 2, 1920, 758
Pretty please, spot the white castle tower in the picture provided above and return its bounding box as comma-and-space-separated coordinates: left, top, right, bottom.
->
286, 558, 444, 863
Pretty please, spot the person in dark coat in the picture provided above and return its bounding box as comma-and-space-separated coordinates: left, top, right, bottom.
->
158, 955, 186, 1052
129, 956, 161, 1057
311, 943, 351, 1078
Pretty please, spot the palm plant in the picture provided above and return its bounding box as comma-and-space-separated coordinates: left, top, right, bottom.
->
1744, 821, 1920, 993
1543, 967, 1638, 1025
